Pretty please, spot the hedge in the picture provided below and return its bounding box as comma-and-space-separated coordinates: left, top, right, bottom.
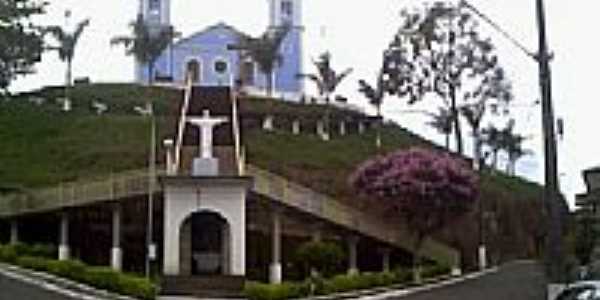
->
244, 263, 452, 300
0, 244, 157, 300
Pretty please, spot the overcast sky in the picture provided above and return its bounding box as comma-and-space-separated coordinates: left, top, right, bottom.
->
10, 0, 600, 208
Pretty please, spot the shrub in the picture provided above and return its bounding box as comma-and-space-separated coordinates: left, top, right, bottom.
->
82, 267, 122, 291
244, 281, 308, 300
326, 274, 360, 293
422, 264, 451, 279
28, 244, 56, 258
0, 245, 18, 263
115, 274, 157, 300
0, 243, 55, 260
0, 243, 156, 300
46, 260, 86, 280
294, 241, 346, 277
375, 271, 396, 286
393, 268, 413, 284
16, 256, 51, 272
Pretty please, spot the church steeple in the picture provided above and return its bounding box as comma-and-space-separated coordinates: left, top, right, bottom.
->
269, 0, 302, 28
140, 0, 170, 26
267, 0, 304, 100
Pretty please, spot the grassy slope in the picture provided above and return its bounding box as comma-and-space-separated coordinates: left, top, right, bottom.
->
0, 101, 151, 189
1, 83, 544, 199
0, 84, 547, 267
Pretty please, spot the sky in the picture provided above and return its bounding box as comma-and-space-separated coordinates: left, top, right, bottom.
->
9, 0, 600, 209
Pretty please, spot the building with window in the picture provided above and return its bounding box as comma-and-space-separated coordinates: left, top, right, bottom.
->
136, 0, 304, 101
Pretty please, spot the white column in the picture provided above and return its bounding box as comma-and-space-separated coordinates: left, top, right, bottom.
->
263, 115, 274, 131
317, 120, 329, 141
111, 204, 123, 271
58, 212, 70, 261
9, 220, 18, 245
451, 266, 462, 276
164, 139, 175, 175
358, 122, 365, 134
347, 236, 359, 275
269, 209, 282, 284
478, 245, 487, 270
381, 248, 391, 272
292, 120, 301, 135
163, 191, 180, 275
339, 120, 346, 136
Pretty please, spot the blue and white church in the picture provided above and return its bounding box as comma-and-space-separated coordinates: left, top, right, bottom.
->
136, 0, 305, 101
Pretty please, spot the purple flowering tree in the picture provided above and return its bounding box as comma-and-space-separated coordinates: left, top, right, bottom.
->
349, 148, 478, 280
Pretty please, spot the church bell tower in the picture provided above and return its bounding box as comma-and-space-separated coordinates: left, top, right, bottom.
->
268, 0, 304, 100
136, 0, 172, 83
140, 0, 170, 26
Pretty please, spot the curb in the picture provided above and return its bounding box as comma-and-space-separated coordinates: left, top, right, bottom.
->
358, 267, 499, 300
297, 268, 499, 300
0, 262, 139, 300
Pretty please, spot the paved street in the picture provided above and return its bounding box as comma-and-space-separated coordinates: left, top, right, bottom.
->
0, 261, 546, 300
385, 261, 546, 300
0, 272, 77, 300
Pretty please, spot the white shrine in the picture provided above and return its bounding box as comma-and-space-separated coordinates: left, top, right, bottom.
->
161, 109, 251, 277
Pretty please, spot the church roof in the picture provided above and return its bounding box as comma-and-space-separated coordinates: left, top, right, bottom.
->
172, 22, 251, 47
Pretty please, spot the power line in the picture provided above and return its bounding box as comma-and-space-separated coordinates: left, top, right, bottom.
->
460, 0, 537, 60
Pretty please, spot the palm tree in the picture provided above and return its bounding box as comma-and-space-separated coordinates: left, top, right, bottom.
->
427, 107, 453, 150
46, 12, 90, 103
503, 127, 531, 176
229, 25, 290, 96
358, 72, 385, 148
298, 52, 352, 140
480, 124, 503, 170
299, 52, 353, 104
110, 14, 175, 85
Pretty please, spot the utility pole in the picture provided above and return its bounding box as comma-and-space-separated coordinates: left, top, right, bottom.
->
460, 0, 563, 281
535, 0, 562, 281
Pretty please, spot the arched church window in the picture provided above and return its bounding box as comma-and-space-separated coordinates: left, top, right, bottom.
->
214, 60, 228, 75
186, 59, 201, 83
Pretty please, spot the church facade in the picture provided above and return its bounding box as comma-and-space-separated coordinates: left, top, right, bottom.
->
136, 0, 305, 101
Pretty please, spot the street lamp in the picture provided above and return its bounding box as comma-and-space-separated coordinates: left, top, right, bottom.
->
135, 102, 156, 278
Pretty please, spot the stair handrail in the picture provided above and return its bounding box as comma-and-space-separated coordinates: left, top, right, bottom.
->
174, 72, 194, 173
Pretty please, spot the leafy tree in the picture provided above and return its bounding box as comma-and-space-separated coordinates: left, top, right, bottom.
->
298, 52, 352, 139
0, 0, 46, 93
46, 12, 90, 102
294, 241, 346, 278
426, 107, 453, 150
382, 1, 505, 155
110, 14, 175, 84
359, 72, 385, 148
350, 148, 478, 281
459, 67, 512, 169
574, 209, 598, 266
229, 25, 290, 96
